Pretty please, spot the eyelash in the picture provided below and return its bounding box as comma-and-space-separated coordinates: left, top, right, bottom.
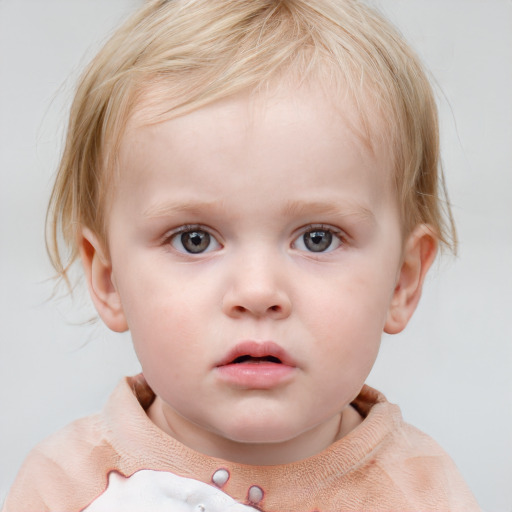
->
293, 224, 346, 254
163, 224, 346, 255
165, 224, 221, 255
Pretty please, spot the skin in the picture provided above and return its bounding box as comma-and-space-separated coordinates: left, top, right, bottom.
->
80, 84, 437, 465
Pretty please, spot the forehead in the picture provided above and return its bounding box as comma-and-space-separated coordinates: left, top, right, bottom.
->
123, 80, 392, 171
113, 84, 397, 224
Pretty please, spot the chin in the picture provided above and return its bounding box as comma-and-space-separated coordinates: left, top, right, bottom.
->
219, 419, 303, 445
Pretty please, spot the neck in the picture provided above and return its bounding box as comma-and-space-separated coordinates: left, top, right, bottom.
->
147, 397, 362, 465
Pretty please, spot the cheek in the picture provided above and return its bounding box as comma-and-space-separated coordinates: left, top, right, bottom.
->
302, 269, 394, 336
297, 263, 395, 384
117, 280, 205, 373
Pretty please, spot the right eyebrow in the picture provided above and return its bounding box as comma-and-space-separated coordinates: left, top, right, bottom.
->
142, 200, 227, 219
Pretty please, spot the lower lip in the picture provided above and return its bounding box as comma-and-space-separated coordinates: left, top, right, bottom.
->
216, 362, 295, 389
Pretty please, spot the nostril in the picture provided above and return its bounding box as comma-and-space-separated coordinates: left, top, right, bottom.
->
224, 300, 290, 318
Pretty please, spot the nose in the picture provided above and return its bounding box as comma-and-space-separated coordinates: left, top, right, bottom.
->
221, 253, 292, 320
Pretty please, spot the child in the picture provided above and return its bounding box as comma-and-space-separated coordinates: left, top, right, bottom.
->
3, 0, 481, 510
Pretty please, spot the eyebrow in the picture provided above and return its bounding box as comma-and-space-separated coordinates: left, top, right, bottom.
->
281, 199, 376, 224
142, 200, 224, 218
142, 198, 376, 224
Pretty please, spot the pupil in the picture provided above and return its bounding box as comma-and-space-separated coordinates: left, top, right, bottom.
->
304, 230, 332, 252
182, 231, 210, 253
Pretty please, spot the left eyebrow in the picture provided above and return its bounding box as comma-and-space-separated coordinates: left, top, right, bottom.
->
281, 199, 376, 225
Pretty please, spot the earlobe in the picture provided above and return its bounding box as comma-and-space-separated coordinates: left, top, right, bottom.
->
79, 227, 128, 333
384, 224, 438, 335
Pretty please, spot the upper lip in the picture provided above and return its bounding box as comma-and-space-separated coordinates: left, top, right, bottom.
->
216, 341, 296, 367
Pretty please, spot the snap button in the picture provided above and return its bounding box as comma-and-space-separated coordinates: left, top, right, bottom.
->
211, 468, 230, 488
248, 485, 264, 504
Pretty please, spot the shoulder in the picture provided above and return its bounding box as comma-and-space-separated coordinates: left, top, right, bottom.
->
345, 385, 481, 511
1, 378, 146, 512
3, 376, 159, 512
3, 412, 117, 512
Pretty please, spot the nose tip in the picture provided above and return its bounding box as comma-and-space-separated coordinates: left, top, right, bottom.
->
230, 302, 290, 318
222, 286, 292, 320
221, 250, 292, 320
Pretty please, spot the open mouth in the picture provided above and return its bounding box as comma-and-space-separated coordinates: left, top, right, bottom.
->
231, 355, 282, 364
217, 341, 295, 369
216, 342, 295, 387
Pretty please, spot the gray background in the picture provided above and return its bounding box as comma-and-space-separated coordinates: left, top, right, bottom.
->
1, 1, 511, 510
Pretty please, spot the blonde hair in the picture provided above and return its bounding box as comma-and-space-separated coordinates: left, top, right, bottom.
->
47, 0, 456, 283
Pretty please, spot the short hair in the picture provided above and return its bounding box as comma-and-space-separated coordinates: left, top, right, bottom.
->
47, 0, 456, 284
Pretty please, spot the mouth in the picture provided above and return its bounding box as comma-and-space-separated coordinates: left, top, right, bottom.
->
231, 355, 282, 364
215, 341, 296, 389
217, 341, 295, 368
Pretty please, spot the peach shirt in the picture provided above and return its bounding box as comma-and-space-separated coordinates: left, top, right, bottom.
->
3, 375, 480, 511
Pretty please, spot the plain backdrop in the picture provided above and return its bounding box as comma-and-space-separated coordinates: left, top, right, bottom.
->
1, 1, 511, 510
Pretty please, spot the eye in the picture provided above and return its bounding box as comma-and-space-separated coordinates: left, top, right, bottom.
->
170, 227, 220, 254
293, 227, 343, 253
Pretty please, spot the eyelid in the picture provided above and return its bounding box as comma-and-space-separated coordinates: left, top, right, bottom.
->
295, 223, 346, 239
164, 224, 222, 254
292, 224, 347, 251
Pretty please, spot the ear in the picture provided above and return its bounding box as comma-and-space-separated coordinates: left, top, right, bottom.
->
384, 224, 438, 335
79, 227, 128, 332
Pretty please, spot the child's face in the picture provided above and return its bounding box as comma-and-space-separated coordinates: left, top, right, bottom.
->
88, 85, 417, 463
